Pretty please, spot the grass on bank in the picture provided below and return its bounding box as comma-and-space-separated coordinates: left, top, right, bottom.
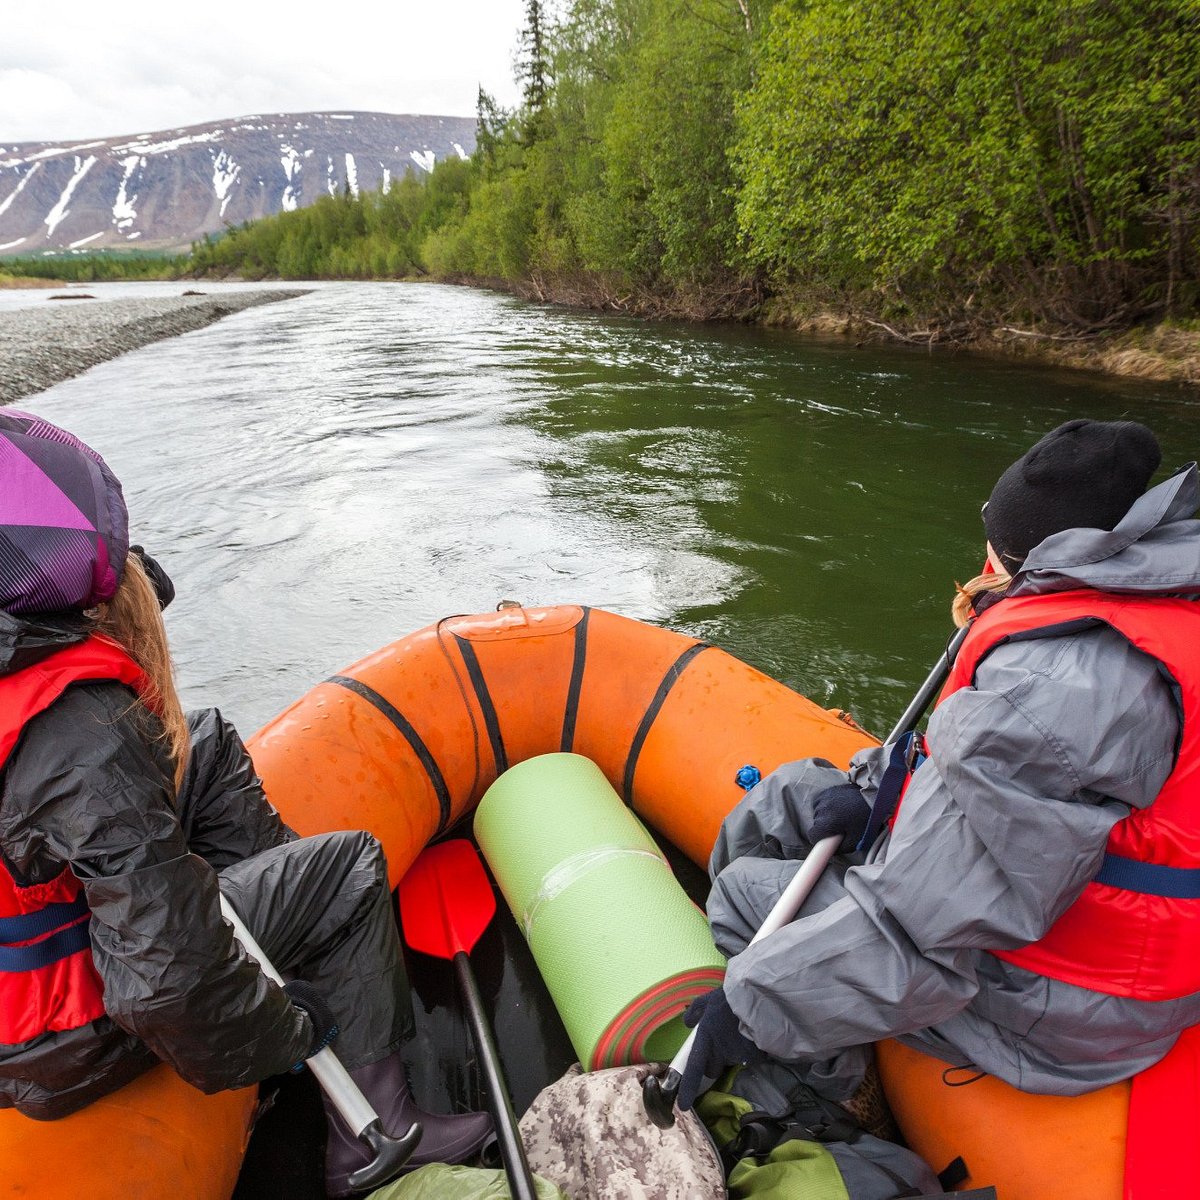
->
0, 251, 188, 283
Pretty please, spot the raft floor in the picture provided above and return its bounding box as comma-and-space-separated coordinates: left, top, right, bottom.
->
233, 832, 712, 1198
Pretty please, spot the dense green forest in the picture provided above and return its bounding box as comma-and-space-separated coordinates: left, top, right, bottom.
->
190, 0, 1200, 336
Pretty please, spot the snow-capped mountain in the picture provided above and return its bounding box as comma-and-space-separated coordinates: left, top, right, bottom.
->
0, 111, 476, 255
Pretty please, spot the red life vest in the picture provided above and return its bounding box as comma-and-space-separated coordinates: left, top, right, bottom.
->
938, 589, 1200, 1200
0, 636, 152, 1045
941, 589, 1200, 1001
940, 588, 1200, 993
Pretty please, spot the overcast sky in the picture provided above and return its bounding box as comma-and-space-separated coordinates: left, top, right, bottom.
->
1, 1, 528, 143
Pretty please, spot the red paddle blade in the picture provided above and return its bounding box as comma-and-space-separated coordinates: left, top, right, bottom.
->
398, 839, 497, 959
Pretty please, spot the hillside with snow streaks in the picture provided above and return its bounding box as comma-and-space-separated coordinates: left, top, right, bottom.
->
0, 111, 475, 254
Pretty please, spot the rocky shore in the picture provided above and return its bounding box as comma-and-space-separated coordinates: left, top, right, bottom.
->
0, 289, 310, 404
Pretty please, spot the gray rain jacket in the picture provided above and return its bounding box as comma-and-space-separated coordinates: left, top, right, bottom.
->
708, 465, 1200, 1096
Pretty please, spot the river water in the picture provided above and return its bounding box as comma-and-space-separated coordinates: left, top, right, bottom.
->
19, 280, 1199, 738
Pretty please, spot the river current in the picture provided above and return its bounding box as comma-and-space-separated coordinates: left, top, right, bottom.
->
19, 280, 1199, 737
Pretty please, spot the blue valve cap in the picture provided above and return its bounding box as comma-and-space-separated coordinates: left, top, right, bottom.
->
735, 764, 762, 791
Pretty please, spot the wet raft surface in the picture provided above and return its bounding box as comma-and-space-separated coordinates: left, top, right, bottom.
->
233, 834, 711, 1198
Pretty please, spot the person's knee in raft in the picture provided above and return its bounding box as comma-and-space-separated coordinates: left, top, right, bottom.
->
684, 420, 1198, 1121
0, 411, 491, 1189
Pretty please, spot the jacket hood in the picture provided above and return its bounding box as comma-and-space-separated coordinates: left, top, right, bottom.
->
0, 609, 91, 677
1010, 463, 1200, 598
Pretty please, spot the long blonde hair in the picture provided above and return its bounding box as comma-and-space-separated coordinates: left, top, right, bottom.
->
94, 555, 190, 791
951, 569, 1013, 627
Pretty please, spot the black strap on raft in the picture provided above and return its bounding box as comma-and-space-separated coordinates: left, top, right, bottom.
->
856, 731, 928, 851
559, 606, 591, 753
622, 642, 709, 805
327, 675, 454, 834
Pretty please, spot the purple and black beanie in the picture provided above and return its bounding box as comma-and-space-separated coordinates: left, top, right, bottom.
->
0, 410, 129, 615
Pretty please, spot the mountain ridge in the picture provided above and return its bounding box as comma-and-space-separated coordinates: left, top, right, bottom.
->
0, 111, 476, 255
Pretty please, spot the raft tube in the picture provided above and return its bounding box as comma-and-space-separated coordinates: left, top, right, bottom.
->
249, 604, 874, 882
249, 604, 1133, 1200
876, 1040, 1127, 1200
0, 1067, 257, 1200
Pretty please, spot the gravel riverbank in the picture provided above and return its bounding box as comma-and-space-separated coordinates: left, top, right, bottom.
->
0, 289, 311, 404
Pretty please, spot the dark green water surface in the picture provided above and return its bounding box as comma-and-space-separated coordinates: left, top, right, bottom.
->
28, 281, 1198, 737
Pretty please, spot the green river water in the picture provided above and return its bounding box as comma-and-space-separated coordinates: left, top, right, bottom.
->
24, 280, 1199, 737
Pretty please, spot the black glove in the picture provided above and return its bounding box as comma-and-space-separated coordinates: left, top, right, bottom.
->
677, 987, 765, 1111
284, 980, 340, 1071
808, 781, 871, 852
129, 545, 175, 611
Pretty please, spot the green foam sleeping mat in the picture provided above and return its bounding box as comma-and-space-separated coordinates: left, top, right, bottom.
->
474, 753, 726, 1070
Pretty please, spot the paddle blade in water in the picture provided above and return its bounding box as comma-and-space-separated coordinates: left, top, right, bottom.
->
398, 839, 497, 959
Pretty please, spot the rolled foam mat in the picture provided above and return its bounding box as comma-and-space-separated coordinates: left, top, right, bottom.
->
474, 752, 726, 1070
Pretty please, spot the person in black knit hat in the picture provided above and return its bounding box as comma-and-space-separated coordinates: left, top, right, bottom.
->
982, 419, 1163, 572
681, 415, 1200, 1198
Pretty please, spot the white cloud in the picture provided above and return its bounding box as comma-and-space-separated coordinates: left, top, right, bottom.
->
0, 1, 528, 142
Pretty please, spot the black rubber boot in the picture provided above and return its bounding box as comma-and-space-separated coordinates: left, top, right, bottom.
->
322, 1052, 494, 1197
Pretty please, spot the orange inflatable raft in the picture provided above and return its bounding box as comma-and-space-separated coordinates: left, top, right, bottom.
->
0, 605, 1132, 1198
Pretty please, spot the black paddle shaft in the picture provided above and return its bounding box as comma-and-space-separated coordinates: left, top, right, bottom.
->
885, 624, 970, 746
453, 951, 539, 1200
642, 624, 972, 1130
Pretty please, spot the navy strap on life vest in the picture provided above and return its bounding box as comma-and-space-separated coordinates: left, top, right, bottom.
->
850, 728, 1200, 897
0, 915, 91, 973
1094, 852, 1200, 899
0, 895, 89, 943
857, 731, 928, 852
0, 894, 92, 973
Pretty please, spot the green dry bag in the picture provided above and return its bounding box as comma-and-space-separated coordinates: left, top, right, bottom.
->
366, 1164, 567, 1200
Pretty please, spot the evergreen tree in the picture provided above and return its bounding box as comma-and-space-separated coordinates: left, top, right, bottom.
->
475, 86, 509, 166
519, 0, 551, 138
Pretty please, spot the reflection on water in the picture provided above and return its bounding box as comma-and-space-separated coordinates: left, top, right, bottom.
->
24, 280, 1198, 735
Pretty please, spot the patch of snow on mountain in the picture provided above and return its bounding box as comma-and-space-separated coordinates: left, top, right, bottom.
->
0, 140, 106, 169
112, 155, 143, 230
118, 130, 222, 156
326, 156, 338, 196
45, 155, 97, 237
454, 143, 468, 160
126, 231, 142, 239
211, 150, 240, 217
344, 153, 359, 197
280, 144, 302, 211
0, 162, 41, 218
69, 231, 104, 249
381, 167, 391, 194
0, 238, 26, 251
330, 114, 355, 120
409, 149, 436, 173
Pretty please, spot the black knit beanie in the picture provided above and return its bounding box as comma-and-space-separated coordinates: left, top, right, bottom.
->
984, 419, 1161, 570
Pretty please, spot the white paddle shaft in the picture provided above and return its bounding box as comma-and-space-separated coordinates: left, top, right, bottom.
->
219, 893, 379, 1136
667, 834, 840, 1076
